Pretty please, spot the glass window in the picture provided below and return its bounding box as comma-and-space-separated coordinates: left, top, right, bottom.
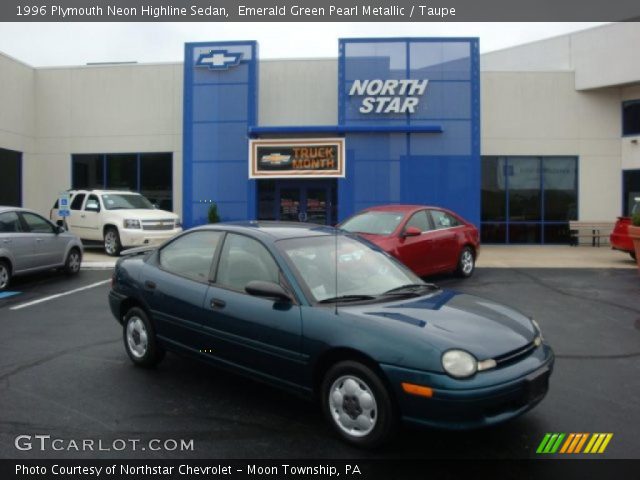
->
623, 170, 640, 216
257, 180, 276, 221
101, 193, 153, 210
481, 156, 506, 222
623, 100, 640, 136
406, 210, 431, 232
107, 154, 137, 191
140, 153, 172, 211
72, 154, 104, 189
159, 231, 223, 281
0, 211, 22, 233
430, 210, 458, 229
340, 211, 405, 235
543, 157, 577, 221
508, 157, 541, 222
85, 195, 100, 212
216, 234, 280, 292
21, 213, 54, 234
279, 235, 422, 302
70, 193, 86, 210
0, 148, 21, 207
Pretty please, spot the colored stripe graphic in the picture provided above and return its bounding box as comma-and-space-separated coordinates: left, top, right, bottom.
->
538, 433, 613, 454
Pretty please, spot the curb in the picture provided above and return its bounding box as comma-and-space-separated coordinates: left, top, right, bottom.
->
81, 262, 116, 270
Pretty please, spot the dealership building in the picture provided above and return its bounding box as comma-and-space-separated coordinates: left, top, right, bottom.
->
1, 22, 639, 244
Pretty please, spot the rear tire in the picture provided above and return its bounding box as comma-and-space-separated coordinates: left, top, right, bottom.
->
456, 246, 475, 278
104, 227, 122, 256
64, 248, 82, 275
321, 361, 397, 449
0, 260, 11, 291
123, 307, 165, 368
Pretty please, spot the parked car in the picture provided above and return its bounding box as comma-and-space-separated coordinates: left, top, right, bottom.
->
50, 190, 182, 256
0, 206, 83, 291
610, 198, 640, 260
109, 222, 553, 447
339, 205, 480, 278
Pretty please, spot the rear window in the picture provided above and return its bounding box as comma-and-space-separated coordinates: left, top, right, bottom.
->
340, 211, 404, 235
0, 211, 22, 233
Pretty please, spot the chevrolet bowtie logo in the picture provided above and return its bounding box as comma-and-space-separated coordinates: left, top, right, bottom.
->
195, 49, 242, 70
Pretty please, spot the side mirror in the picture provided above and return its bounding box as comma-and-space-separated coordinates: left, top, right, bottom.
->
55, 225, 66, 234
56, 220, 64, 227
245, 280, 291, 302
402, 226, 422, 237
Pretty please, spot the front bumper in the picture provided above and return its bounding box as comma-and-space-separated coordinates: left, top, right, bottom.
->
381, 344, 554, 430
119, 227, 182, 248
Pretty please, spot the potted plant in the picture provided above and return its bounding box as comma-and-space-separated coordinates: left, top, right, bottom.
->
208, 203, 220, 224
630, 211, 640, 268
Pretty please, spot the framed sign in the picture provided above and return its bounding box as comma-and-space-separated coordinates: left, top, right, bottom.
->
249, 138, 345, 179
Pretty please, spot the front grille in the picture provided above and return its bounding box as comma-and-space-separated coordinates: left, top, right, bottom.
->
494, 341, 537, 367
141, 219, 175, 231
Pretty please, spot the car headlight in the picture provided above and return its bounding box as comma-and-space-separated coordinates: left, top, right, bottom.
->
531, 318, 544, 346
123, 219, 141, 229
442, 349, 477, 378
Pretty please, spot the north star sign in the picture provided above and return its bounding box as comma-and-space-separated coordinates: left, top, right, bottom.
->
348, 79, 429, 114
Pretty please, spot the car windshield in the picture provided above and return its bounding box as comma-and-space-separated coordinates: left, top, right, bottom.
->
101, 194, 154, 210
278, 235, 425, 303
340, 211, 405, 235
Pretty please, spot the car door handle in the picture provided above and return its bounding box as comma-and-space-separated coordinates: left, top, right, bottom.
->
210, 298, 226, 309
80, 214, 86, 218
144, 280, 156, 290
2, 239, 10, 244
36, 238, 43, 242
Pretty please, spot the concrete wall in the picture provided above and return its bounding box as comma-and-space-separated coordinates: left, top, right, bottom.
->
259, 59, 337, 126
0, 52, 35, 160
481, 71, 622, 220
622, 85, 640, 172
0, 59, 184, 216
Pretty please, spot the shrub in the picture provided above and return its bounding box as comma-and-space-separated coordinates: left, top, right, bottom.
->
632, 211, 640, 227
208, 203, 221, 224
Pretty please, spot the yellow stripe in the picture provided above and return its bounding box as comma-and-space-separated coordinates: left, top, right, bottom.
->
590, 433, 606, 454
574, 433, 589, 453
583, 433, 598, 453
567, 434, 582, 453
560, 433, 575, 454
598, 434, 613, 454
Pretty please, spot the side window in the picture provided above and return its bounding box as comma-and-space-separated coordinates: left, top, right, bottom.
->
405, 210, 431, 232
21, 213, 55, 234
85, 195, 100, 212
70, 194, 86, 210
430, 210, 459, 229
216, 234, 280, 292
159, 231, 223, 281
0, 211, 22, 233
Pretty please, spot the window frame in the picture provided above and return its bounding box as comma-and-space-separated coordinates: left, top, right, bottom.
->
429, 209, 460, 230
622, 99, 640, 137
403, 209, 433, 233
70, 193, 86, 211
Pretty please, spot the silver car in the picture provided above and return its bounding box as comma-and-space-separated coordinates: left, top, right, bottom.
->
0, 206, 83, 291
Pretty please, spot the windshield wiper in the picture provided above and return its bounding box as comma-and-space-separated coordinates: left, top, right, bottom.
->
317, 294, 378, 304
382, 283, 439, 296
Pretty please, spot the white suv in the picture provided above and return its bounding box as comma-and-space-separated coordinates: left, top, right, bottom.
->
51, 190, 182, 256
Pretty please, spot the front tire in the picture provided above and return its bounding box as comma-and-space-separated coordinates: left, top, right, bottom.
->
104, 227, 122, 256
123, 307, 165, 368
321, 361, 397, 448
456, 246, 475, 278
64, 248, 82, 275
0, 260, 11, 291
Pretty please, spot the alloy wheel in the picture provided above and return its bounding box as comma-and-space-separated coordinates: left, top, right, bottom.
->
328, 375, 378, 438
0, 264, 8, 290
126, 316, 148, 359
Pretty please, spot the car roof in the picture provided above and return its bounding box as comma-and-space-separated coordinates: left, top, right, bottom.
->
68, 189, 137, 195
0, 206, 38, 215
192, 221, 341, 241
362, 204, 439, 213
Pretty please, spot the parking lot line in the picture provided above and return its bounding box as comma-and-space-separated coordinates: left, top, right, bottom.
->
9, 280, 111, 311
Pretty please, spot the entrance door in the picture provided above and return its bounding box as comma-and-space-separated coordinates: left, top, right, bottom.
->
259, 180, 336, 225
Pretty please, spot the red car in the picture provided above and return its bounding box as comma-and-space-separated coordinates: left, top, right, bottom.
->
339, 205, 480, 278
610, 199, 639, 260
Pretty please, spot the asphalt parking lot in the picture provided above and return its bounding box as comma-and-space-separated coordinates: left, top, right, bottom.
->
0, 266, 638, 459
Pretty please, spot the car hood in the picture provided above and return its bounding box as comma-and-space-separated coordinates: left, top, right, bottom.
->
341, 290, 536, 360
106, 209, 178, 220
